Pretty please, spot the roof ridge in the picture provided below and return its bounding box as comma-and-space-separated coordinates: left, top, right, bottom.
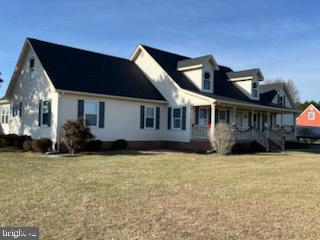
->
140, 44, 191, 59
27, 37, 131, 62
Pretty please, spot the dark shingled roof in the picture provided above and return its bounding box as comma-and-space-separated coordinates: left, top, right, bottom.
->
177, 55, 215, 69
260, 82, 285, 93
28, 38, 165, 101
142, 45, 290, 108
226, 69, 261, 79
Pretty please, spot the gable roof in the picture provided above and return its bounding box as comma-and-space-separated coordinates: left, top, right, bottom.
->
177, 55, 219, 70
141, 45, 292, 108
27, 38, 165, 101
226, 68, 264, 81
260, 82, 285, 93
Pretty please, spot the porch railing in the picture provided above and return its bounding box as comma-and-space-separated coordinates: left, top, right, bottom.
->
192, 126, 210, 139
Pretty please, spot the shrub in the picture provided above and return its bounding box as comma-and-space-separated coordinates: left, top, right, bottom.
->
61, 119, 94, 154
0, 134, 19, 146
23, 140, 33, 151
85, 140, 103, 151
112, 139, 128, 150
18, 135, 32, 149
212, 123, 235, 155
31, 138, 52, 153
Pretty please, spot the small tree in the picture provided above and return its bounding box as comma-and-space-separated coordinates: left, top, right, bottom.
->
61, 119, 94, 154
212, 123, 235, 155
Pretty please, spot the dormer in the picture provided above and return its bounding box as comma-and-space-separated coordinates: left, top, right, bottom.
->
227, 69, 264, 100
177, 55, 219, 93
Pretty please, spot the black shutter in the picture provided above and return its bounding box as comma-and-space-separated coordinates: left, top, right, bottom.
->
38, 100, 42, 126
99, 102, 105, 128
215, 109, 219, 124
227, 110, 230, 124
156, 107, 160, 129
19, 102, 22, 117
167, 107, 171, 129
208, 108, 211, 125
47, 101, 51, 127
195, 107, 199, 125
140, 105, 145, 129
78, 100, 84, 119
283, 96, 286, 106
182, 106, 187, 130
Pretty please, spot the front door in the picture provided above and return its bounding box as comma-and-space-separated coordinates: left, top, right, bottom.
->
199, 108, 208, 126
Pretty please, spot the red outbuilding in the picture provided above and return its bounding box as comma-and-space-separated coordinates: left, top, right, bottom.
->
296, 104, 320, 127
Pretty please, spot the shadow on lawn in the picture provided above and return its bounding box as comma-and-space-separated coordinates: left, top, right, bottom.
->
83, 150, 159, 156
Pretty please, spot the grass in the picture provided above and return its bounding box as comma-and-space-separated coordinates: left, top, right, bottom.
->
1, 150, 320, 239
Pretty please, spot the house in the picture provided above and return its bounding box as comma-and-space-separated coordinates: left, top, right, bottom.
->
296, 104, 320, 139
0, 38, 299, 151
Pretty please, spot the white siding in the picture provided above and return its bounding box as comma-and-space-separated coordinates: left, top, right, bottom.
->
133, 48, 213, 142
4, 45, 59, 141
58, 93, 170, 141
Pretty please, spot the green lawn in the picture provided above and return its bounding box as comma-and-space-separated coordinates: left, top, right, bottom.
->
1, 150, 320, 239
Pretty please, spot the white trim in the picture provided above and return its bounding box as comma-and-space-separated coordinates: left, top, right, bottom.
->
308, 111, 315, 121
144, 106, 156, 129
297, 104, 320, 120
228, 76, 253, 81
172, 107, 182, 130
177, 64, 203, 71
84, 100, 99, 128
56, 89, 167, 104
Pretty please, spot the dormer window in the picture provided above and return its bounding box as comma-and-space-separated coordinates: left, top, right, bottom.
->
29, 58, 35, 80
203, 71, 211, 91
278, 95, 285, 106
252, 82, 258, 98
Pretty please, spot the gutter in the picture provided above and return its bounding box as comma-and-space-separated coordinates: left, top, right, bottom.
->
56, 89, 168, 104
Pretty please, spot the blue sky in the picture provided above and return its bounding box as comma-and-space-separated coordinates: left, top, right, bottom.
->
1, 0, 320, 100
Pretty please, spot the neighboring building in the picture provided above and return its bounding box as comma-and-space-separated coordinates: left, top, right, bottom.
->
296, 104, 320, 139
0, 38, 299, 151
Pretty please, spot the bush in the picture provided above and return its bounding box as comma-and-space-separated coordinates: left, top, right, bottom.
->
212, 123, 235, 155
0, 134, 19, 146
23, 140, 33, 151
112, 139, 128, 150
18, 135, 32, 149
61, 119, 94, 154
85, 140, 103, 151
31, 138, 52, 153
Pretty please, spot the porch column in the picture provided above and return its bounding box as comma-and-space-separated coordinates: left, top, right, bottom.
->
233, 107, 237, 125
210, 103, 215, 142
251, 109, 254, 140
267, 111, 270, 138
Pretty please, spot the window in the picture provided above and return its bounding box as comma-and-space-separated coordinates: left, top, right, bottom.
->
219, 110, 226, 123
84, 101, 98, 126
42, 101, 50, 125
12, 103, 22, 117
252, 82, 258, 98
308, 112, 315, 120
29, 58, 35, 80
278, 95, 283, 106
236, 112, 243, 128
145, 107, 155, 128
1, 106, 9, 124
199, 108, 208, 126
173, 108, 182, 129
203, 72, 211, 91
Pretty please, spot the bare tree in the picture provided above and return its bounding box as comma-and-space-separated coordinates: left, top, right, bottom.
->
264, 78, 300, 106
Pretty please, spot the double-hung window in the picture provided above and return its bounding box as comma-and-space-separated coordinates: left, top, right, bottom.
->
173, 108, 182, 129
42, 101, 50, 125
308, 112, 315, 120
1, 106, 9, 124
203, 72, 211, 91
84, 101, 98, 126
29, 58, 35, 80
145, 107, 155, 129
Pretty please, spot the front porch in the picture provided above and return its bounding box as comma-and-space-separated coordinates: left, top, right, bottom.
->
191, 103, 297, 151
